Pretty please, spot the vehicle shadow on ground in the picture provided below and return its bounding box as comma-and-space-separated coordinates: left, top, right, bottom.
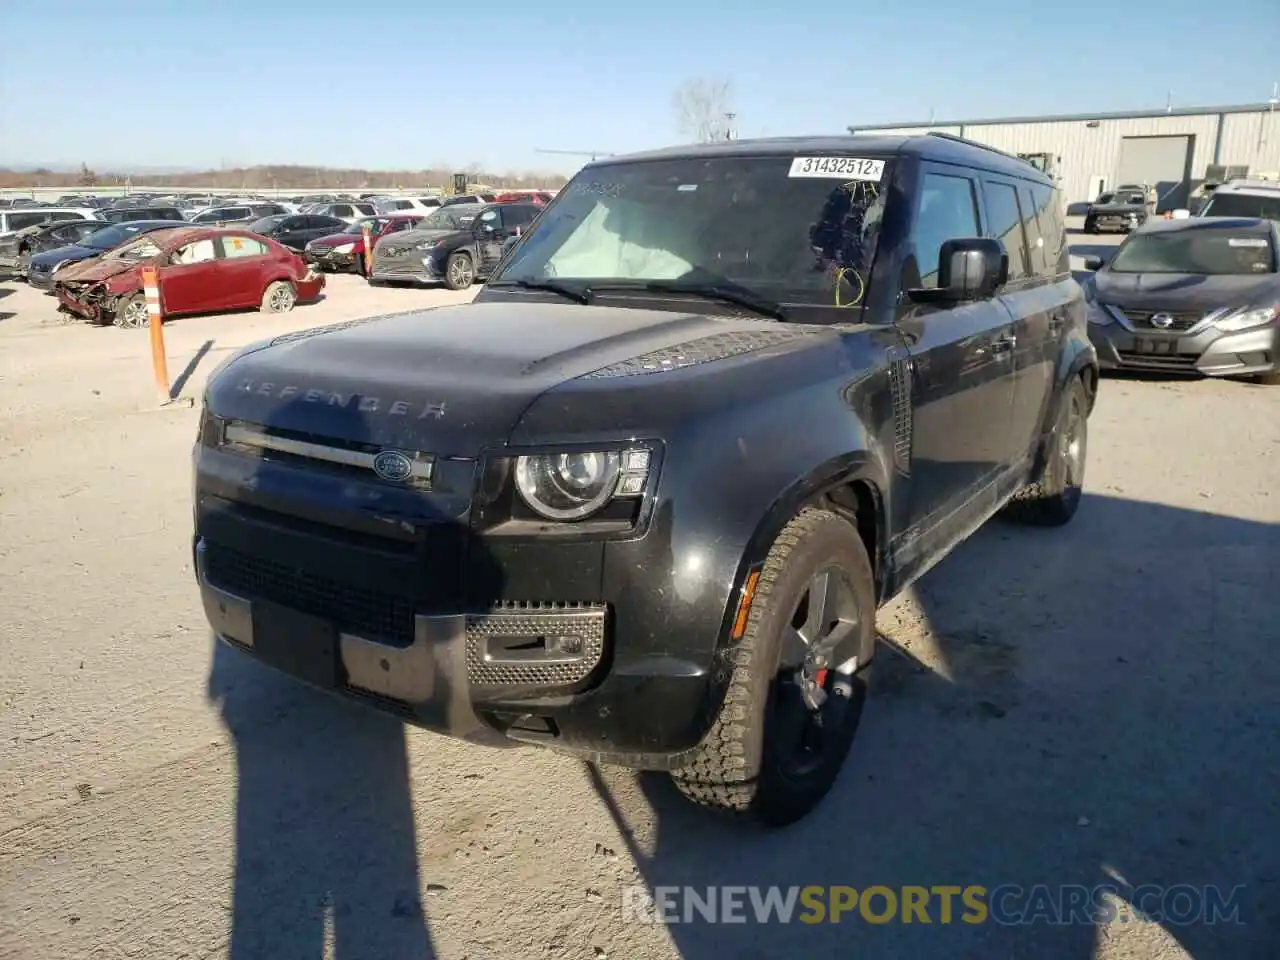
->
589, 492, 1278, 959
204, 391, 440, 960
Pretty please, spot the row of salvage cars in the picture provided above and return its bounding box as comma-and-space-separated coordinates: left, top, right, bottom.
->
4, 218, 324, 327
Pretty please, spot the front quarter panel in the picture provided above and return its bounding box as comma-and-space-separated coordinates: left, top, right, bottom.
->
505, 326, 898, 754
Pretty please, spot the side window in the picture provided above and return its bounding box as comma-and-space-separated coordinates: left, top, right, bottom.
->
332, 205, 354, 218
50, 212, 82, 222
221, 236, 269, 259
1017, 185, 1048, 279
354, 203, 376, 215
9, 212, 49, 230
981, 180, 1030, 282
502, 205, 536, 229
171, 238, 218, 265
913, 172, 981, 288
1030, 183, 1066, 275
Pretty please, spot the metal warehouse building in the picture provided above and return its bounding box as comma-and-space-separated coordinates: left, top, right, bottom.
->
848, 103, 1280, 213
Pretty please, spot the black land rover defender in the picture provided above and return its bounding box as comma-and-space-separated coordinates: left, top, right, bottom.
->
193, 133, 1098, 825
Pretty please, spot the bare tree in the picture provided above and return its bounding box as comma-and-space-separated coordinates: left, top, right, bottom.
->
672, 77, 735, 143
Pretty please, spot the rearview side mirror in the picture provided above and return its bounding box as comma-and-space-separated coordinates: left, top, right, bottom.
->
907, 237, 1007, 304
1082, 255, 1104, 271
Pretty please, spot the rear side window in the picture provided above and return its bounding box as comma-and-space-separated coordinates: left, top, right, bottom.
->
914, 172, 981, 288
1028, 183, 1067, 276
8, 212, 50, 230
1017, 185, 1050, 279
222, 236, 270, 258
982, 180, 1030, 282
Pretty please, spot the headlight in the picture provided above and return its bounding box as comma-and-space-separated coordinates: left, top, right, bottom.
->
514, 447, 651, 521
332, 242, 355, 254
1087, 301, 1114, 325
1214, 305, 1279, 332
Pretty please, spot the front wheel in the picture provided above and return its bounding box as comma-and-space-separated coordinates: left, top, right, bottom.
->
114, 293, 150, 329
1003, 375, 1089, 526
672, 508, 874, 826
260, 280, 296, 314
443, 251, 474, 290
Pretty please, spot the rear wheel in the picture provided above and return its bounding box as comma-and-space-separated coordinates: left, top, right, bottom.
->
672, 508, 874, 826
444, 251, 474, 290
260, 280, 296, 314
1003, 375, 1088, 526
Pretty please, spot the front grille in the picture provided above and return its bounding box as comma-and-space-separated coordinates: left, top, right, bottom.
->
203, 541, 416, 645
1122, 309, 1203, 332
1116, 350, 1198, 368
374, 259, 430, 279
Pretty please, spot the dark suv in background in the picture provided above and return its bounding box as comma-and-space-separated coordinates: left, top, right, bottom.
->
193, 133, 1096, 825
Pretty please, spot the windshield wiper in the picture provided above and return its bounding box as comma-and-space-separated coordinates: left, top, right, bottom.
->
496, 278, 594, 304
629, 278, 788, 321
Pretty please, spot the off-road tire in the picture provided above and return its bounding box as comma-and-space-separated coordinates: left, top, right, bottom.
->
260, 280, 296, 314
443, 251, 474, 290
1003, 375, 1089, 526
671, 508, 874, 826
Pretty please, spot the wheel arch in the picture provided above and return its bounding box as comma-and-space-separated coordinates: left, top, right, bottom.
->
722, 450, 890, 667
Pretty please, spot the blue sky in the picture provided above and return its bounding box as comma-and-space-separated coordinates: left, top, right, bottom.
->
1, 0, 1276, 176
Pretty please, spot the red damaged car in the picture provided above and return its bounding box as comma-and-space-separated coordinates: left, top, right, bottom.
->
54, 226, 325, 327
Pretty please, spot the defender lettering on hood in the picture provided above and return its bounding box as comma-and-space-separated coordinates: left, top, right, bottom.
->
232, 380, 446, 419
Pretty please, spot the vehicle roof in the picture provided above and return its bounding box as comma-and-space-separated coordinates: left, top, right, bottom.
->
125, 225, 269, 247
4, 206, 98, 215
1138, 216, 1274, 235
1212, 179, 1280, 196
582, 134, 1055, 185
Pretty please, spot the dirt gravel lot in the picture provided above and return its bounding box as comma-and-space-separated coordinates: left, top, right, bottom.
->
1, 236, 1277, 960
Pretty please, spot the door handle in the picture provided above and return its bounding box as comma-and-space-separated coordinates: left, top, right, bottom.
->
991, 333, 1017, 353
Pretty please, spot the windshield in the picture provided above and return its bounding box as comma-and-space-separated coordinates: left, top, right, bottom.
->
84, 222, 155, 249
1108, 228, 1276, 275
492, 155, 891, 308
344, 216, 390, 234
1100, 192, 1145, 205
418, 207, 475, 231
105, 236, 164, 262
1199, 192, 1280, 221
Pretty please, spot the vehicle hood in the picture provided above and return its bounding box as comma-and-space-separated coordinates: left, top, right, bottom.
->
1094, 270, 1280, 311
54, 255, 143, 285
378, 228, 461, 251
205, 301, 826, 456
29, 244, 99, 270
1089, 202, 1146, 213
309, 232, 361, 248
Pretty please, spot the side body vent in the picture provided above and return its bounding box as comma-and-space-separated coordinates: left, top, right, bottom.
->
886, 352, 913, 473
579, 328, 813, 380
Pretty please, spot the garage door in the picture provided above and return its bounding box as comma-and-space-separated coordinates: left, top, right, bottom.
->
1116, 135, 1194, 212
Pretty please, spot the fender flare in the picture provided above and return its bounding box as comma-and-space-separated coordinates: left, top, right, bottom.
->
1030, 337, 1099, 475
712, 449, 890, 679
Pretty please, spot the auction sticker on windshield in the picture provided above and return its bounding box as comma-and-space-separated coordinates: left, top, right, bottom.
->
788, 157, 885, 180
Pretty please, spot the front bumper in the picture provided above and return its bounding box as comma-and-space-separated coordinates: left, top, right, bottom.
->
1089, 317, 1279, 377
28, 268, 58, 292
192, 439, 721, 766
305, 248, 359, 271
370, 252, 444, 284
